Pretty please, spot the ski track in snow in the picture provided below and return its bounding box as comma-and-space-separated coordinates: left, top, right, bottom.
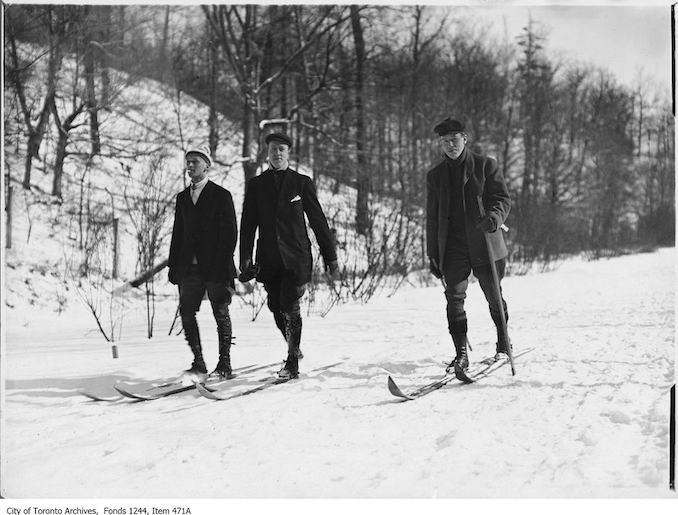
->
2, 248, 675, 497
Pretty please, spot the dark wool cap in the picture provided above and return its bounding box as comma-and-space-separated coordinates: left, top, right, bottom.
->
265, 132, 292, 147
434, 118, 465, 136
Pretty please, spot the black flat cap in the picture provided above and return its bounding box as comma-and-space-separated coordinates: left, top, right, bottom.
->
434, 118, 465, 136
265, 132, 292, 147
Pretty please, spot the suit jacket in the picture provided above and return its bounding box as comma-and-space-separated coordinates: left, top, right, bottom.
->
240, 168, 337, 286
426, 148, 511, 269
168, 180, 238, 286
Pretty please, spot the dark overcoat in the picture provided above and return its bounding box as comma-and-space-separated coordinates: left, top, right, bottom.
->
168, 180, 238, 286
240, 168, 337, 286
426, 148, 511, 269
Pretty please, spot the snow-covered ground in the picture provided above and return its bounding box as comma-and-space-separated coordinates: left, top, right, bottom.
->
1, 247, 675, 500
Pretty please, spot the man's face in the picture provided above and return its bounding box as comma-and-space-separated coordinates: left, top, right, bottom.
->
267, 141, 290, 170
185, 154, 209, 183
439, 132, 467, 160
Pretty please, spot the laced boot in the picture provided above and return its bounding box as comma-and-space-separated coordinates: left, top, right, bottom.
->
275, 311, 303, 360
211, 345, 233, 379
182, 318, 207, 375
278, 311, 301, 379
494, 339, 512, 362
185, 351, 207, 375
278, 357, 299, 380
445, 319, 469, 373
211, 314, 234, 379
491, 311, 512, 360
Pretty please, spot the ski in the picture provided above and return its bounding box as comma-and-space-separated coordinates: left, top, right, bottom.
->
80, 391, 124, 402
387, 347, 535, 401
104, 362, 278, 401
196, 362, 342, 401
81, 375, 199, 402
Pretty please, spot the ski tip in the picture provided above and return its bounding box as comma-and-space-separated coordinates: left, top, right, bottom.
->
195, 382, 224, 401
80, 391, 123, 402
113, 384, 156, 401
387, 376, 412, 400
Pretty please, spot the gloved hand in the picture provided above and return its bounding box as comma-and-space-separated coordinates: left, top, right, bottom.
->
168, 270, 178, 285
476, 214, 497, 233
429, 257, 442, 279
325, 259, 340, 279
238, 260, 260, 283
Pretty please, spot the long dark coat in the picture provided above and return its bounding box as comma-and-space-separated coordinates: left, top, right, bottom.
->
168, 180, 238, 286
240, 168, 337, 286
426, 148, 511, 270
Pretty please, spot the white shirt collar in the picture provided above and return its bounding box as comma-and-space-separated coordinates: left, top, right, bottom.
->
190, 176, 209, 190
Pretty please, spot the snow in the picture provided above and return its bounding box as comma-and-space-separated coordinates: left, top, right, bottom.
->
2, 247, 675, 502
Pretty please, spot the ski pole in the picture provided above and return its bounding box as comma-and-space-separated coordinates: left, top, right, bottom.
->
476, 196, 515, 376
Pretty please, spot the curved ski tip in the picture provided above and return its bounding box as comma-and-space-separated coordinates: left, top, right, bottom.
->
80, 391, 123, 402
195, 383, 224, 401
113, 384, 156, 401
387, 376, 412, 400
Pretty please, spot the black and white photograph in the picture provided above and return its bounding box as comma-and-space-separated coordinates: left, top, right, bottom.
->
1, 0, 675, 509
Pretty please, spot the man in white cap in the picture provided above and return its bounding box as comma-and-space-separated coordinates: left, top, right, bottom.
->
168, 145, 238, 378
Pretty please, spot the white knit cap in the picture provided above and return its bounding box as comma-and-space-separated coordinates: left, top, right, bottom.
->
185, 144, 212, 167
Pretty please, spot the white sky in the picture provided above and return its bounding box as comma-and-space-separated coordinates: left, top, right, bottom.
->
436, 1, 674, 92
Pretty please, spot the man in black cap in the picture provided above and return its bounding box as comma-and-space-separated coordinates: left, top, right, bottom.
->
240, 132, 339, 379
168, 145, 238, 378
426, 118, 511, 374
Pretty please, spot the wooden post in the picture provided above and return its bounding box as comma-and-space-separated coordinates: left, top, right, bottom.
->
112, 217, 119, 279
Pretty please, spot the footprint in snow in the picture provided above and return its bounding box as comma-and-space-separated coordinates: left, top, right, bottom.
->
600, 410, 632, 424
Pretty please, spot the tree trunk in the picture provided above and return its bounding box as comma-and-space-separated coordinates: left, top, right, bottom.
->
351, 5, 369, 235
242, 99, 258, 183
84, 39, 101, 156
99, 6, 111, 107
158, 6, 171, 81
208, 21, 219, 156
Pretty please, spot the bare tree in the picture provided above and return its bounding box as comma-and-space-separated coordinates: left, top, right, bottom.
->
5, 6, 63, 189
123, 153, 175, 338
350, 5, 370, 236
202, 4, 355, 187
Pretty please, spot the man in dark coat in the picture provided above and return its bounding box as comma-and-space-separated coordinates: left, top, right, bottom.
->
168, 145, 238, 378
240, 132, 338, 379
426, 118, 511, 373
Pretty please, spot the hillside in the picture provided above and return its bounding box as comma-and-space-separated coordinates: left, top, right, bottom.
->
4, 54, 403, 336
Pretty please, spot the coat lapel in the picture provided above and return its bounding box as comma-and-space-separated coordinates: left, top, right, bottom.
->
462, 151, 472, 188
193, 180, 212, 209
462, 152, 474, 212
439, 163, 450, 222
276, 168, 294, 211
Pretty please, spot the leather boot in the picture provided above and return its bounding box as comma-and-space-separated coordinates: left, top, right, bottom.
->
278, 310, 301, 379
446, 319, 469, 373
212, 342, 233, 379
182, 314, 207, 374
212, 309, 234, 379
275, 311, 303, 359
491, 310, 511, 356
